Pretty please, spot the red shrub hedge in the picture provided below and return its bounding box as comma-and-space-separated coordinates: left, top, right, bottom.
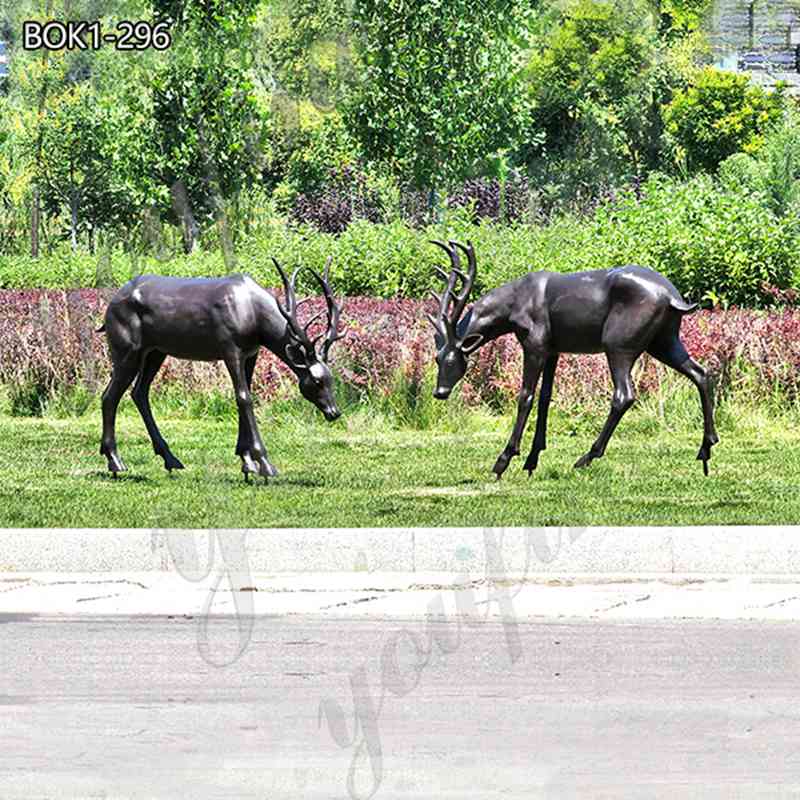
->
2, 289, 799, 409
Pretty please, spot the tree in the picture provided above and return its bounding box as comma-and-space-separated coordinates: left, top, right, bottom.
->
257, 0, 354, 111
655, 0, 713, 38
32, 73, 157, 251
35, 83, 112, 250
346, 0, 531, 200
663, 67, 786, 173
518, 0, 663, 196
3, 0, 157, 253
150, 0, 267, 253
253, 0, 358, 193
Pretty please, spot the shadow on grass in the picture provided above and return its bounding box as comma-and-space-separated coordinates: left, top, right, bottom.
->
91, 471, 151, 484
207, 472, 329, 490
282, 476, 327, 488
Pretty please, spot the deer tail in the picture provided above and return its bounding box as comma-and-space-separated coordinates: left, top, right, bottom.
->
670, 298, 698, 314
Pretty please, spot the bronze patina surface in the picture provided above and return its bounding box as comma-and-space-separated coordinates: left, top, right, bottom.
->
98, 258, 344, 480
428, 240, 718, 478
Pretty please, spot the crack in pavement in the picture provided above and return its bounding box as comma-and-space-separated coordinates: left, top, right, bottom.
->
600, 593, 652, 612
0, 579, 34, 594
214, 580, 487, 595
762, 595, 800, 609
76, 593, 124, 603
320, 594, 384, 610
0, 578, 149, 597
36, 579, 150, 590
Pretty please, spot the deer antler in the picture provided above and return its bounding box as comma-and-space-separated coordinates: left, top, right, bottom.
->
273, 257, 318, 358
307, 256, 345, 362
428, 239, 478, 343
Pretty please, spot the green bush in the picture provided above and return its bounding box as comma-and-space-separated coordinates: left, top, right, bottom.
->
590, 173, 800, 306
663, 67, 786, 173
3, 174, 798, 307
718, 109, 800, 218
283, 113, 361, 196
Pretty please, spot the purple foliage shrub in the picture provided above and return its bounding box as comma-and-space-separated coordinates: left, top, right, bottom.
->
447, 172, 533, 224
290, 166, 383, 234
398, 174, 535, 229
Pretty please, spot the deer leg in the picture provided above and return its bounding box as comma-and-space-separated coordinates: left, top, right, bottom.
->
224, 352, 277, 480
677, 357, 719, 475
523, 354, 559, 475
493, 353, 543, 480
131, 350, 184, 472
100, 355, 139, 475
235, 355, 257, 457
574, 351, 638, 469
649, 341, 719, 476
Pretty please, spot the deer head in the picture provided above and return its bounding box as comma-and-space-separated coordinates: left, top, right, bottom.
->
274, 256, 345, 421
427, 239, 484, 399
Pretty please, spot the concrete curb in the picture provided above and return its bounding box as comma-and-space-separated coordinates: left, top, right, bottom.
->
5, 572, 800, 620
1, 527, 800, 575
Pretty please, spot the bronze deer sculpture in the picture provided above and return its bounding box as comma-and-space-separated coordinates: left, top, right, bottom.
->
427, 240, 719, 478
99, 259, 344, 481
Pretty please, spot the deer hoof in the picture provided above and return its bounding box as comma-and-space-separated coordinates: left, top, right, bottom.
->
492, 449, 517, 478
164, 455, 185, 472
696, 441, 715, 476
106, 454, 128, 474
258, 458, 278, 478
523, 451, 540, 474
241, 453, 260, 477
573, 452, 595, 469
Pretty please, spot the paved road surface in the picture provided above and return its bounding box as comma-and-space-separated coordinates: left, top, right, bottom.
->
3, 615, 800, 798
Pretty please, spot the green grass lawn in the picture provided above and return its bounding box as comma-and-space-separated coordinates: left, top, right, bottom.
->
1, 399, 798, 527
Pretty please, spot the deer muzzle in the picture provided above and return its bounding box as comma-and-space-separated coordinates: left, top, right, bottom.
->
323, 405, 341, 421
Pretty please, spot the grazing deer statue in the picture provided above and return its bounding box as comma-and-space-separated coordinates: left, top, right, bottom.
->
427, 240, 719, 478
99, 258, 344, 481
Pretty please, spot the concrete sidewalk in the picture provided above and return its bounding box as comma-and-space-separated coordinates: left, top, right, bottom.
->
5, 571, 800, 620
2, 526, 800, 575
5, 528, 800, 620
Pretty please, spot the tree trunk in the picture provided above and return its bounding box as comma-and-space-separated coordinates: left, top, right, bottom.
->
427, 187, 441, 224
31, 189, 40, 258
170, 179, 199, 254
69, 192, 79, 252
31, 0, 54, 259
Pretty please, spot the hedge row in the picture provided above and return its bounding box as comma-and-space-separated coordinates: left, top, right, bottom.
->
4, 290, 800, 421
1, 174, 798, 307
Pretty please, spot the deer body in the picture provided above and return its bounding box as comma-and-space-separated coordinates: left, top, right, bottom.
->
455, 266, 698, 356
429, 241, 718, 477
100, 262, 343, 481
105, 274, 290, 362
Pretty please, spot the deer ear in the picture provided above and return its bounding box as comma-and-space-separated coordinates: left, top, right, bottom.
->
460, 333, 484, 355
285, 342, 308, 369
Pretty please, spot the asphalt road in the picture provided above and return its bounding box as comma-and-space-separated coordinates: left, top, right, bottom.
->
3, 615, 800, 799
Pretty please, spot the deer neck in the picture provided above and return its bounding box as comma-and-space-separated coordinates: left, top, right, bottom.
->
458, 293, 514, 347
